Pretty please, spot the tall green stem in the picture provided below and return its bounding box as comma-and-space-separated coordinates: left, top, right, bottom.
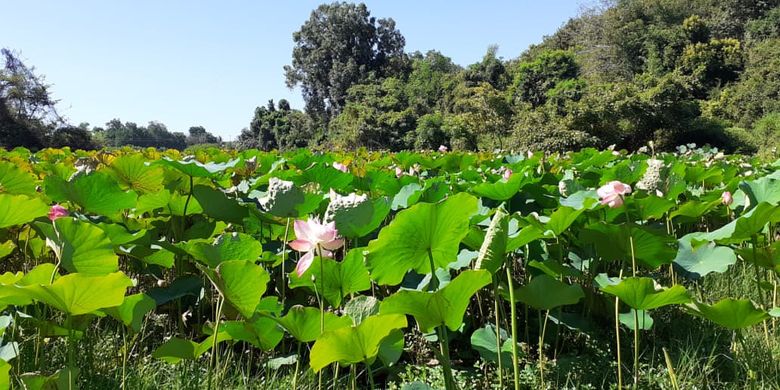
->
615, 268, 624, 390
505, 266, 520, 390
427, 249, 455, 390
281, 218, 291, 308
208, 294, 224, 390
292, 342, 302, 390
364, 358, 376, 389
492, 281, 503, 389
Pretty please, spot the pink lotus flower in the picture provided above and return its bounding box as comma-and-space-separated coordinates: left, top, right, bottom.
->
395, 166, 404, 178
48, 204, 69, 221
332, 162, 348, 173
289, 216, 344, 276
721, 191, 733, 206
438, 145, 448, 153
597, 181, 632, 208
502, 168, 513, 180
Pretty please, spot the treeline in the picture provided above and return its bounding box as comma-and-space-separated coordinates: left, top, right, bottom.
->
0, 49, 221, 151
238, 0, 780, 157
4, 1, 780, 156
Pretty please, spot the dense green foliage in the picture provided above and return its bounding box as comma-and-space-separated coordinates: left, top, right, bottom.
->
0, 145, 778, 389
245, 0, 780, 157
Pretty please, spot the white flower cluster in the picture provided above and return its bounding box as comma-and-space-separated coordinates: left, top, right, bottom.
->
325, 190, 369, 221
636, 158, 666, 196
259, 177, 297, 211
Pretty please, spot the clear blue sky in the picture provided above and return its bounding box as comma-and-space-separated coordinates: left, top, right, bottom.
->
1, 1, 583, 140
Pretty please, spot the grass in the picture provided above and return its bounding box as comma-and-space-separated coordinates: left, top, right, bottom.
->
9, 265, 777, 390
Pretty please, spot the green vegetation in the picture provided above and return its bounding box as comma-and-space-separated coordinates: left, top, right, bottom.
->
0, 145, 777, 389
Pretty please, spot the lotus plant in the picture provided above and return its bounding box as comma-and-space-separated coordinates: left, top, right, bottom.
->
502, 167, 512, 180
332, 161, 348, 173
721, 191, 733, 206
290, 216, 344, 276
48, 204, 69, 221
597, 181, 632, 208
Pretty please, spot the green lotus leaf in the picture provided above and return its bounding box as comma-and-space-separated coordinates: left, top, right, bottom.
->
513, 274, 584, 310
39, 218, 118, 275
391, 183, 423, 210
0, 161, 37, 196
344, 295, 381, 326
380, 269, 491, 332
272, 305, 352, 343
183, 233, 263, 268
559, 190, 599, 210
147, 276, 203, 305
670, 199, 720, 221
580, 223, 676, 269
24, 272, 133, 315
0, 194, 49, 229
377, 328, 405, 367
471, 173, 523, 201
133, 189, 171, 214
166, 191, 203, 216
211, 318, 283, 351
251, 178, 320, 218
474, 206, 508, 274
546, 206, 585, 236
105, 154, 164, 193
600, 277, 690, 310
367, 193, 478, 286
618, 309, 653, 330
309, 313, 407, 371
155, 157, 239, 178
673, 234, 736, 278
633, 195, 676, 221
697, 202, 780, 244
105, 293, 157, 332
44, 172, 137, 215
299, 163, 353, 191
192, 185, 248, 224
740, 175, 780, 207
470, 324, 515, 363
203, 260, 269, 318
689, 298, 769, 330
0, 241, 15, 261
288, 249, 371, 307
327, 195, 391, 238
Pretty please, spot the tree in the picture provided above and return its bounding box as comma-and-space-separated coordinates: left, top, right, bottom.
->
0, 48, 64, 149
96, 119, 187, 150
464, 45, 509, 89
329, 78, 415, 150
511, 50, 579, 108
237, 99, 312, 151
186, 126, 221, 146
49, 126, 98, 150
284, 2, 407, 121
709, 39, 780, 127
404, 51, 461, 115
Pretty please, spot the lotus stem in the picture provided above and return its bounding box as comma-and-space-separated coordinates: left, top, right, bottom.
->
292, 342, 302, 390
364, 358, 376, 389
182, 175, 194, 218
281, 217, 291, 308
615, 269, 624, 390
505, 265, 520, 390
427, 249, 455, 390
662, 347, 679, 390
208, 294, 224, 390
628, 233, 639, 387
492, 281, 503, 389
